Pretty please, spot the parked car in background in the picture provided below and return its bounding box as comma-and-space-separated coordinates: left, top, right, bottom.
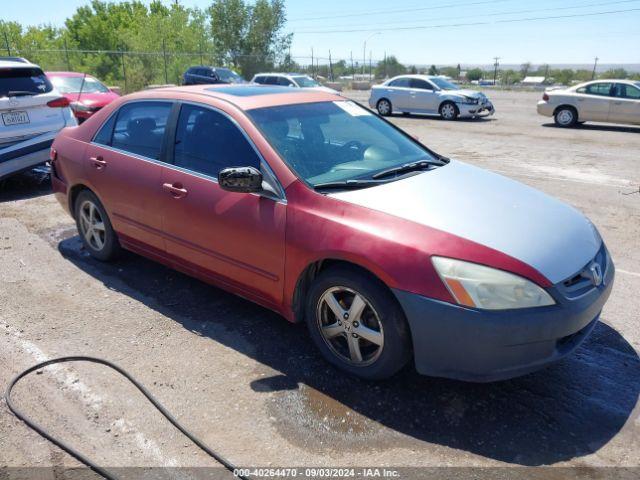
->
47, 72, 120, 123
537, 80, 640, 127
1, 60, 76, 181
51, 84, 612, 382
369, 75, 495, 120
252, 73, 338, 94
182, 66, 245, 85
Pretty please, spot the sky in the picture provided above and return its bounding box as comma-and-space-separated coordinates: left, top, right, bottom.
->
2, 0, 640, 65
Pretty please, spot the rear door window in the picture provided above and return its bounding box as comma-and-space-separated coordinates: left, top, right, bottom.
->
277, 77, 293, 86
110, 101, 172, 160
264, 76, 279, 85
615, 83, 640, 99
0, 67, 53, 97
173, 104, 260, 178
584, 83, 613, 96
388, 78, 410, 88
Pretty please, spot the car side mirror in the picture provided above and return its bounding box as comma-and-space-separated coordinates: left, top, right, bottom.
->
218, 166, 263, 193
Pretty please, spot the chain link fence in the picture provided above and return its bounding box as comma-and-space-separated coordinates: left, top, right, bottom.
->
6, 46, 382, 93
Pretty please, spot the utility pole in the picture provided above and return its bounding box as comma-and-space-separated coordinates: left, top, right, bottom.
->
369, 50, 372, 80
162, 38, 168, 84
311, 47, 314, 77
384, 51, 387, 79
328, 50, 334, 81
493, 56, 500, 85
3, 27, 11, 56
63, 39, 71, 70
591, 56, 599, 80
350, 51, 354, 78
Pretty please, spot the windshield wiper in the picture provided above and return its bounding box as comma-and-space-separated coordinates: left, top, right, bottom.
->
6, 90, 37, 97
371, 159, 443, 180
313, 179, 384, 191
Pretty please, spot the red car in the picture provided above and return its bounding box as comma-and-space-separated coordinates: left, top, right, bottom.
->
50, 85, 613, 381
47, 71, 119, 122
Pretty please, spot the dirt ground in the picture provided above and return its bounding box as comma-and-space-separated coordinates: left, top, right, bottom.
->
1, 89, 639, 479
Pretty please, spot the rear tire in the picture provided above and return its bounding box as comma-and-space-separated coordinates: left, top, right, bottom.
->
74, 190, 121, 262
554, 106, 578, 127
305, 265, 412, 380
376, 98, 392, 116
439, 101, 459, 120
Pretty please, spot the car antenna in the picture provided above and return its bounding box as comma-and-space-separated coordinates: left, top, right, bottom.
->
77, 73, 87, 106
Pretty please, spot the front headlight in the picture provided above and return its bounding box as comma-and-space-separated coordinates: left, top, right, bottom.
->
456, 97, 479, 105
432, 257, 555, 310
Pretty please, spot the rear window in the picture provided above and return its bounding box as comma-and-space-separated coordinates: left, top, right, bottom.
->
0, 67, 53, 97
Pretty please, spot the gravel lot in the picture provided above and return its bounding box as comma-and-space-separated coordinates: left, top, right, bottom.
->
1, 89, 639, 478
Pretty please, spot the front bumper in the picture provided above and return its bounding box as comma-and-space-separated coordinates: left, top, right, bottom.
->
458, 101, 495, 118
393, 250, 614, 382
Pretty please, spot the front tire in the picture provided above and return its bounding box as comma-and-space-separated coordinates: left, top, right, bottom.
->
74, 190, 120, 262
305, 265, 412, 380
439, 101, 459, 120
554, 106, 578, 127
376, 98, 392, 116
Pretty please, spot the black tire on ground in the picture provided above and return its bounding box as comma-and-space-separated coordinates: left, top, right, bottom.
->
376, 98, 393, 116
74, 189, 121, 262
439, 101, 459, 121
554, 106, 578, 127
305, 265, 412, 380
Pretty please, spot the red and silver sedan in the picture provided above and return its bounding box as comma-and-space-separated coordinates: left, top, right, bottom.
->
50, 85, 614, 381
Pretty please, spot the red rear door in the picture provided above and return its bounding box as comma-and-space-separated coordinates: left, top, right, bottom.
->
86, 100, 173, 252
160, 103, 286, 306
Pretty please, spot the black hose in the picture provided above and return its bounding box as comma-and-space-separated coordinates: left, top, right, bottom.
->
4, 356, 249, 480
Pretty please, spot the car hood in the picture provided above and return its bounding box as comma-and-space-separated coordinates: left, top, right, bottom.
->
445, 89, 486, 99
328, 160, 601, 284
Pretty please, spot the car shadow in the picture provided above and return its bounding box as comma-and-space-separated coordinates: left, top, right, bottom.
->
541, 122, 640, 133
57, 235, 640, 466
0, 168, 52, 202
390, 113, 496, 123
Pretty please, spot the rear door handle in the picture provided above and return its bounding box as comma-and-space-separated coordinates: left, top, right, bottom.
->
89, 156, 107, 169
162, 182, 188, 198
613, 101, 623, 105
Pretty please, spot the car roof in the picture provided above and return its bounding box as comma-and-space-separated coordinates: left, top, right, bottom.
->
253, 73, 308, 78
125, 83, 342, 111
0, 60, 39, 69
572, 79, 640, 89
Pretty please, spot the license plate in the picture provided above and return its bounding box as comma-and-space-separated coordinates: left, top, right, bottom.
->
2, 111, 30, 126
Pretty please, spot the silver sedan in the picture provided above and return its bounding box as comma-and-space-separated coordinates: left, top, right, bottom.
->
368, 75, 495, 120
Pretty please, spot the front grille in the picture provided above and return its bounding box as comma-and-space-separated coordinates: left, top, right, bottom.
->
558, 246, 608, 299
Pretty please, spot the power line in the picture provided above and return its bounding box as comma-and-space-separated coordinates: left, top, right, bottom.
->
293, 7, 640, 34
291, 0, 640, 33
287, 0, 513, 23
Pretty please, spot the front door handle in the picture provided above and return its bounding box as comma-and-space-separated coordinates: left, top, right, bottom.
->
89, 156, 107, 169
162, 182, 188, 198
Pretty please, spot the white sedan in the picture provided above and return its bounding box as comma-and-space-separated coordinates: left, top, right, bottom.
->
537, 80, 640, 127
368, 75, 495, 120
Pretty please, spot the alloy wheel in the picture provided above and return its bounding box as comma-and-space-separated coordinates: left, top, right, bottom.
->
78, 200, 106, 251
441, 103, 457, 120
377, 100, 391, 116
316, 286, 384, 366
557, 109, 574, 126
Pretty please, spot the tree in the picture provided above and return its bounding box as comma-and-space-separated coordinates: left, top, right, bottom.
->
466, 68, 483, 81
600, 68, 628, 79
520, 62, 531, 78
209, 0, 291, 78
428, 64, 438, 75
374, 55, 406, 78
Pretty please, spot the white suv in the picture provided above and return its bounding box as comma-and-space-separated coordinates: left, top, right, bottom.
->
1, 59, 76, 181
251, 73, 338, 94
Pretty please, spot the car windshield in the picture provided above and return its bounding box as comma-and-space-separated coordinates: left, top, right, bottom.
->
0, 67, 53, 97
216, 69, 244, 83
430, 77, 458, 90
49, 75, 110, 94
293, 76, 319, 87
248, 101, 438, 186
